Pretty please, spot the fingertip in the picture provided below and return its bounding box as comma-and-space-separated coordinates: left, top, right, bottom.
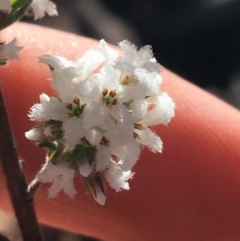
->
1, 22, 240, 241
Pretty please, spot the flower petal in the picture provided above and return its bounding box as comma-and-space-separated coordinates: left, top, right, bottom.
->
28, 0, 58, 20
37, 162, 77, 198
79, 159, 93, 177
143, 93, 175, 126
62, 116, 85, 151
137, 128, 163, 153
104, 163, 133, 192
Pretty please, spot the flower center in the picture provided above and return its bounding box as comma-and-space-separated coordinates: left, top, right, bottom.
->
102, 89, 118, 106
66, 97, 87, 117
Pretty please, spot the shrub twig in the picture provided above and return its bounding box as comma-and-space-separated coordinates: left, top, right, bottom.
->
0, 91, 43, 241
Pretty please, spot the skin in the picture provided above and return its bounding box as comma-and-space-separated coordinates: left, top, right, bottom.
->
1, 23, 240, 241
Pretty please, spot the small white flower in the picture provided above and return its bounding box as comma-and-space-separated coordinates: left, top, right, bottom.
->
134, 68, 162, 97
0, 38, 23, 61
104, 163, 134, 192
135, 127, 163, 153
74, 49, 104, 81
28, 0, 58, 20
39, 55, 76, 103
37, 162, 77, 198
99, 40, 119, 65
115, 40, 161, 75
29, 95, 68, 122
142, 93, 175, 126
118, 139, 141, 171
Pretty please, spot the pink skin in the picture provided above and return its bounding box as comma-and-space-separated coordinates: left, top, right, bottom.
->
1, 23, 240, 241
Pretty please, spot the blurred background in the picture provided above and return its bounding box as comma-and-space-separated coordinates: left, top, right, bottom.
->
2, 0, 240, 240
24, 0, 240, 108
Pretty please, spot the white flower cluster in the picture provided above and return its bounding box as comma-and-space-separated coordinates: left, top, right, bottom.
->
0, 0, 57, 20
26, 40, 175, 205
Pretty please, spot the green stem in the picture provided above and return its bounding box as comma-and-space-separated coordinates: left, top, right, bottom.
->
0, 0, 33, 30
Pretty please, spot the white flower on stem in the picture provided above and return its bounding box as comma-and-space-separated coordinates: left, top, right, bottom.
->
0, 0, 11, 13
29, 95, 68, 122
133, 68, 162, 97
39, 55, 76, 103
104, 162, 134, 192
37, 162, 77, 198
99, 39, 119, 65
74, 49, 104, 81
117, 139, 141, 171
142, 93, 176, 126
27, 0, 58, 20
0, 38, 23, 61
115, 40, 161, 76
135, 127, 163, 153
26, 39, 175, 204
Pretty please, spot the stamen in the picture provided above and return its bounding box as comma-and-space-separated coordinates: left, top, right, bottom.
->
112, 99, 118, 105
134, 123, 144, 130
66, 103, 72, 110
81, 103, 87, 109
100, 137, 109, 146
109, 90, 116, 98
133, 132, 140, 139
102, 89, 108, 96
73, 97, 80, 105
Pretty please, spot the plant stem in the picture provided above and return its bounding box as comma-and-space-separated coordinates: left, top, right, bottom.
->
0, 91, 43, 241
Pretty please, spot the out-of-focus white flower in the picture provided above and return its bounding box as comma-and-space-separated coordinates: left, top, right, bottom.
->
115, 40, 161, 76
27, 0, 58, 20
0, 38, 23, 61
0, 0, 12, 13
26, 39, 175, 204
0, 0, 57, 21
